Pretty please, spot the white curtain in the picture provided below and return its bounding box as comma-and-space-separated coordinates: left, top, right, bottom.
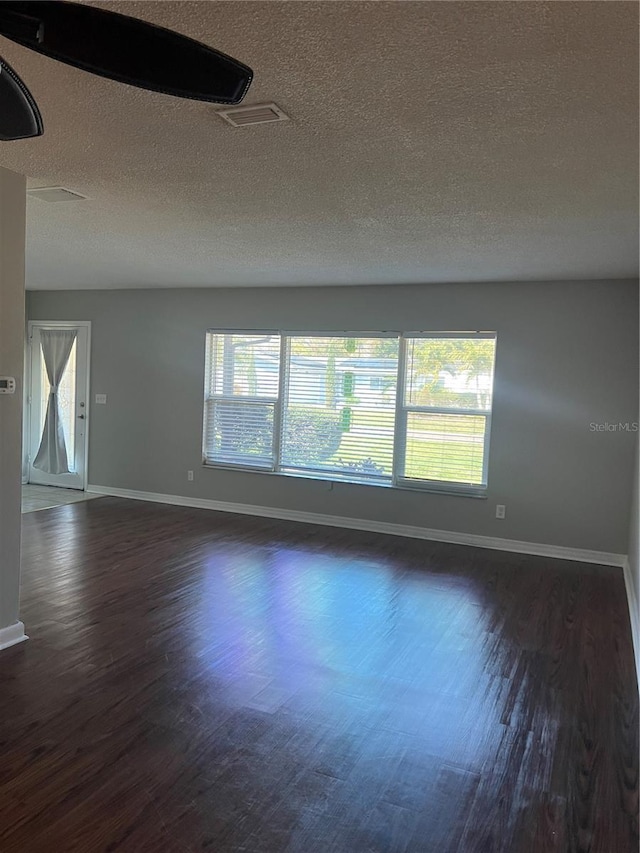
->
33, 329, 77, 474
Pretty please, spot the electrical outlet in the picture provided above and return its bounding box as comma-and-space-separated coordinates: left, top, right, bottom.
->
496, 504, 506, 519
187, 470, 194, 481
95, 393, 107, 405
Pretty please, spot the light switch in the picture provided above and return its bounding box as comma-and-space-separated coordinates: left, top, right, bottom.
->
95, 394, 107, 405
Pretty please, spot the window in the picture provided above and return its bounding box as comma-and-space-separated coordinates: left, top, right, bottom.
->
280, 336, 398, 481
203, 331, 496, 494
398, 335, 496, 489
203, 333, 281, 469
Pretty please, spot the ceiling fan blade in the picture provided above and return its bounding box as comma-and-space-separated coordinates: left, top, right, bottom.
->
0, 56, 43, 140
0, 1, 253, 105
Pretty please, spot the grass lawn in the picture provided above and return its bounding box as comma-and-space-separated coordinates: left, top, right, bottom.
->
403, 437, 484, 483
326, 407, 486, 483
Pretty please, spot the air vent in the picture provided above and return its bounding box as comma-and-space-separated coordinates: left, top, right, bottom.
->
27, 186, 88, 202
216, 102, 290, 128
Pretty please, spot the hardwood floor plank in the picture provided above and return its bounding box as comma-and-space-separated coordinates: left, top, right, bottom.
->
0, 497, 636, 852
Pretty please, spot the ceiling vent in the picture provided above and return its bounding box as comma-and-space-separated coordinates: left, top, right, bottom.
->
215, 102, 290, 128
27, 186, 88, 202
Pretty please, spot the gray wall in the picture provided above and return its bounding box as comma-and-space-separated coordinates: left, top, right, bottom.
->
27, 279, 638, 554
0, 168, 26, 633
627, 283, 640, 677
628, 439, 639, 606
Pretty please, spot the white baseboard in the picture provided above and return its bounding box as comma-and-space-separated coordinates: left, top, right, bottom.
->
623, 558, 640, 687
87, 484, 626, 568
0, 621, 28, 651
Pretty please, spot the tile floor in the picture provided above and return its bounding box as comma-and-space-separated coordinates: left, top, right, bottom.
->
21, 484, 103, 513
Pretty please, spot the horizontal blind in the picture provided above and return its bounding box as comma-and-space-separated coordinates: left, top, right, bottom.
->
401, 337, 496, 486
281, 336, 398, 481
203, 332, 280, 469
204, 399, 276, 468
404, 337, 496, 410
207, 332, 280, 398
202, 331, 497, 492
404, 412, 487, 484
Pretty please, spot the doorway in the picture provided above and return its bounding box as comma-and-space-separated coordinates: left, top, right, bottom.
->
27, 321, 91, 490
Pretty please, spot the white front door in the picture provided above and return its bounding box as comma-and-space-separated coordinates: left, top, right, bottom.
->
28, 322, 90, 490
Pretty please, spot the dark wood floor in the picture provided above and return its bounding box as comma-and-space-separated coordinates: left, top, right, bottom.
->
0, 498, 637, 852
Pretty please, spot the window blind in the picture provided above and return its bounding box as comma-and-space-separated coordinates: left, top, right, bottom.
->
204, 333, 280, 469
400, 336, 496, 487
202, 330, 497, 493
280, 336, 398, 482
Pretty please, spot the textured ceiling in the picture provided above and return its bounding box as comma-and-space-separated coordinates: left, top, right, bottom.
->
0, 0, 638, 290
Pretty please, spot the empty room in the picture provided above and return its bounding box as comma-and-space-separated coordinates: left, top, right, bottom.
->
0, 2, 638, 851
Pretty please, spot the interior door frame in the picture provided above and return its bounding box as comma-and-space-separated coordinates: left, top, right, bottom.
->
26, 320, 92, 490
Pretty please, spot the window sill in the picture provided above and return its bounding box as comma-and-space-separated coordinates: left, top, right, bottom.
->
201, 462, 487, 499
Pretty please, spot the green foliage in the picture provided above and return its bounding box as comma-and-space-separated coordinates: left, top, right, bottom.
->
334, 457, 386, 476
283, 407, 342, 464
215, 403, 272, 457
290, 337, 397, 359
325, 353, 336, 408
247, 349, 257, 396
411, 338, 494, 378
371, 338, 399, 358
408, 339, 495, 408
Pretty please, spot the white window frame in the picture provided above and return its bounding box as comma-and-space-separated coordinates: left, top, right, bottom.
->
203, 329, 497, 497
203, 330, 280, 471
393, 332, 495, 496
